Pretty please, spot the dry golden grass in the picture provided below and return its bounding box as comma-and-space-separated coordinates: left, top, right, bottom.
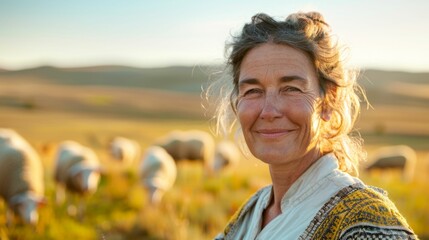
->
0, 70, 429, 239
0, 106, 428, 239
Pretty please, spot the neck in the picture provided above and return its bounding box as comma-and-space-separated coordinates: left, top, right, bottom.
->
261, 150, 324, 229
268, 151, 321, 208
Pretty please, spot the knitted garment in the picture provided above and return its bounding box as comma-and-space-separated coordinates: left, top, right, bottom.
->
299, 184, 417, 239
217, 184, 417, 239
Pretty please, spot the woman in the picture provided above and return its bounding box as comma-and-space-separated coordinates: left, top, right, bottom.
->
207, 12, 417, 239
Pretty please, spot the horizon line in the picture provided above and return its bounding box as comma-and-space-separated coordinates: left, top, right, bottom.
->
1, 63, 428, 74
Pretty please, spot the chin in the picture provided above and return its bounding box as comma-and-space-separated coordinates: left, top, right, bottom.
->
253, 150, 290, 164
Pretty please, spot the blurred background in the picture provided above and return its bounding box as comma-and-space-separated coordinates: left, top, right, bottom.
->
0, 0, 428, 239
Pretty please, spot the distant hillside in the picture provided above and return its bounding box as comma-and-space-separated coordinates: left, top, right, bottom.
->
0, 65, 216, 93
0, 65, 428, 99
358, 69, 429, 108
0, 65, 428, 126
0, 65, 217, 120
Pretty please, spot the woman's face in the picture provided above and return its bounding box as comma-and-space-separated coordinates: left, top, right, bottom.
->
236, 43, 324, 166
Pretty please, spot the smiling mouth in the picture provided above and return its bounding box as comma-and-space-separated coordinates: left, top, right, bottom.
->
255, 129, 293, 138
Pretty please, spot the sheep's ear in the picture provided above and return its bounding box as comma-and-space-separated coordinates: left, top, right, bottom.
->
37, 197, 48, 207
94, 166, 106, 175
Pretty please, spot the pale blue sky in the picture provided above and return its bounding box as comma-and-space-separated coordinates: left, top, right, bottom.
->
1, 0, 428, 72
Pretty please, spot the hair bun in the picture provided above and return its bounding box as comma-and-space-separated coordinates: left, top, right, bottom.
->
285, 11, 330, 32
305, 12, 329, 27
285, 11, 331, 42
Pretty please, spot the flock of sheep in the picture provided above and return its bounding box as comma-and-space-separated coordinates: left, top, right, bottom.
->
0, 128, 241, 226
0, 127, 424, 227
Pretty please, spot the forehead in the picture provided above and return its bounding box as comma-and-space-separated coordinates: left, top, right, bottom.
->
239, 43, 317, 82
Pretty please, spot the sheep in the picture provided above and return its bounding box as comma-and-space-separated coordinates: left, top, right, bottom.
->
0, 128, 45, 226
156, 130, 215, 172
109, 136, 141, 168
139, 146, 177, 205
364, 145, 416, 182
53, 140, 101, 218
213, 140, 241, 173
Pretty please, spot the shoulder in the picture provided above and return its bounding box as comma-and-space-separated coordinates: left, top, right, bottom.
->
215, 185, 271, 239
340, 224, 418, 239
300, 183, 417, 239
338, 185, 417, 239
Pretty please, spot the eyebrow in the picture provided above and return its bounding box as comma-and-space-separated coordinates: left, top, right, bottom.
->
238, 75, 307, 87
280, 76, 307, 82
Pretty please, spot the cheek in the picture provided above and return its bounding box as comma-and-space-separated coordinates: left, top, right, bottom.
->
287, 96, 321, 126
236, 100, 260, 128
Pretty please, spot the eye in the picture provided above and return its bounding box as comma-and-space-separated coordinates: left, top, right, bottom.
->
281, 86, 302, 93
242, 88, 263, 97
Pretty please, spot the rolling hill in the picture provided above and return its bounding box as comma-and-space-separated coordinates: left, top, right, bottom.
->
0, 65, 217, 120
0, 65, 213, 93
0, 65, 428, 135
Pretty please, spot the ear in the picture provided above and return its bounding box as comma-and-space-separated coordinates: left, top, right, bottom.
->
37, 197, 48, 207
321, 104, 332, 122
94, 166, 106, 175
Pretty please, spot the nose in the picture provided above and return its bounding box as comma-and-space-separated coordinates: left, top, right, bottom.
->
260, 93, 282, 121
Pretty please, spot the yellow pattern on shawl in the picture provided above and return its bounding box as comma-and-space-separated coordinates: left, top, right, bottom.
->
309, 186, 414, 239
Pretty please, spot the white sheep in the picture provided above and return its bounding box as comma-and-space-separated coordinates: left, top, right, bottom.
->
139, 146, 177, 205
53, 141, 101, 217
0, 128, 45, 225
213, 140, 241, 173
364, 145, 417, 182
156, 130, 215, 172
109, 136, 141, 167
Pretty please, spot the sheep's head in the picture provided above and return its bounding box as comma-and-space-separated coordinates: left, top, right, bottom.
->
73, 168, 101, 194
10, 193, 46, 225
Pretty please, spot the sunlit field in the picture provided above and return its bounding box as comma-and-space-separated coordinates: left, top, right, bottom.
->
0, 108, 272, 240
1, 67, 429, 239
0, 108, 428, 240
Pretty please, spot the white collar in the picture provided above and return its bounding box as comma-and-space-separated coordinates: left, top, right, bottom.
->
276, 153, 339, 211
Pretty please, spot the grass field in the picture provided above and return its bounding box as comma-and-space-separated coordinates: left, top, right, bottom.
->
0, 66, 429, 239
0, 106, 428, 240
0, 108, 270, 240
